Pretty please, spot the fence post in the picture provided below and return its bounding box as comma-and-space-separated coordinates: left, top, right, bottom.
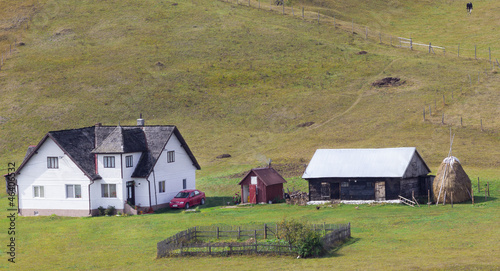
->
302, 7, 304, 19
379, 32, 382, 43
318, 11, 320, 23
410, 38, 413, 50
429, 43, 431, 54
283, 4, 285, 15
254, 231, 258, 252
477, 177, 480, 193
334, 15, 336, 27
423, 107, 425, 121
216, 227, 220, 239
238, 227, 240, 239
352, 19, 354, 35
481, 119, 483, 131
264, 224, 267, 239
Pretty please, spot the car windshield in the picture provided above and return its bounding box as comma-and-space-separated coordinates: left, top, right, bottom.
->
174, 192, 190, 198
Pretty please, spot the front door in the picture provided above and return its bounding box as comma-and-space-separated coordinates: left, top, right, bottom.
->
375, 181, 386, 201
126, 181, 135, 206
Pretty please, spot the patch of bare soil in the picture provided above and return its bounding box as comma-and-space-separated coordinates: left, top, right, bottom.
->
371, 77, 405, 87
297, 121, 314, 128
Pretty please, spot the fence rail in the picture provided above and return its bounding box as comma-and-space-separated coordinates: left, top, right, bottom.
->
157, 223, 351, 258
221, 0, 500, 65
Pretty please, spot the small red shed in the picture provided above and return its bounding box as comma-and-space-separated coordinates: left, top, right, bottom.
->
238, 167, 287, 204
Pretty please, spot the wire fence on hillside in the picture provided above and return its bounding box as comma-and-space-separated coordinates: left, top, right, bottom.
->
223, 0, 500, 65
220, 0, 498, 133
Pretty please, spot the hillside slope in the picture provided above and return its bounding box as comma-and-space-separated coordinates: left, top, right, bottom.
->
0, 0, 498, 180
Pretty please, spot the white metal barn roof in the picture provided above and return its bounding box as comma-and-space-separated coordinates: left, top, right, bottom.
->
302, 147, 428, 179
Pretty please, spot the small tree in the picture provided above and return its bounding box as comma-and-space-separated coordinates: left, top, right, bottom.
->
276, 218, 324, 258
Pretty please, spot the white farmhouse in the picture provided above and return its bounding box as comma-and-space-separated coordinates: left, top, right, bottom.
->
12, 117, 201, 216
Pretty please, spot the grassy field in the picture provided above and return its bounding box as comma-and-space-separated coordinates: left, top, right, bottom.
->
1, 178, 498, 270
0, 0, 499, 269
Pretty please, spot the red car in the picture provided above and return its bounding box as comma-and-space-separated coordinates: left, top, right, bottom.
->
169, 189, 206, 209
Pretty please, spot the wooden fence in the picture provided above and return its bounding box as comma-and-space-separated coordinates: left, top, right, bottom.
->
220, 0, 500, 65
157, 223, 351, 258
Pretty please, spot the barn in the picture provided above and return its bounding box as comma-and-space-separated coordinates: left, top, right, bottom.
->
238, 166, 287, 204
302, 148, 433, 201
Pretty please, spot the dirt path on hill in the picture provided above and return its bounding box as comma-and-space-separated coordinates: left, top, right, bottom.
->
308, 58, 401, 130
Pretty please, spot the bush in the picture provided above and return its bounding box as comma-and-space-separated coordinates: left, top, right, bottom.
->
277, 218, 324, 258
97, 206, 106, 216
105, 205, 116, 216
297, 230, 324, 258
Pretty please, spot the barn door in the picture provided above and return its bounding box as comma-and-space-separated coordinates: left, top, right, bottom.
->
249, 184, 257, 204
331, 183, 340, 200
375, 181, 386, 201
321, 182, 331, 200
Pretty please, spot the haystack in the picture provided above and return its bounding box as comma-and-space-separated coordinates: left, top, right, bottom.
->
432, 156, 472, 204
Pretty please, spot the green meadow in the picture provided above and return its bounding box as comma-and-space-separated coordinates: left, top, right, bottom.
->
0, 0, 499, 269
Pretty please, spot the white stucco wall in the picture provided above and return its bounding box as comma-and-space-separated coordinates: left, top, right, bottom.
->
149, 134, 198, 206
16, 138, 90, 213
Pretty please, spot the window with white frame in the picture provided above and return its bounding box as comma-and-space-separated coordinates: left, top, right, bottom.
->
159, 181, 166, 193
33, 186, 44, 198
125, 155, 133, 168
66, 185, 82, 198
101, 184, 117, 198
182, 179, 187, 190
47, 157, 58, 169
167, 151, 175, 163
103, 156, 115, 168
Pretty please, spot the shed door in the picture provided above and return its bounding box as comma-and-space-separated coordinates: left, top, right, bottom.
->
375, 181, 386, 201
321, 182, 331, 200
249, 184, 257, 204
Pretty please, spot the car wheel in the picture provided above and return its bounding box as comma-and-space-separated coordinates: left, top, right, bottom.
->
201, 198, 205, 205
185, 203, 190, 209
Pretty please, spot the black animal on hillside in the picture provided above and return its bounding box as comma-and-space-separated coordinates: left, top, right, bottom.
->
275, 0, 283, 6
466, 2, 473, 15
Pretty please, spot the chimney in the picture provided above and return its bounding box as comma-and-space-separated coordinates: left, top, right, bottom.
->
95, 123, 102, 127
268, 158, 272, 168
137, 113, 145, 126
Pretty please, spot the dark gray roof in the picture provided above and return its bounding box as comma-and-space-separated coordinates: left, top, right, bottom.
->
16, 125, 200, 180
92, 126, 147, 153
48, 127, 100, 180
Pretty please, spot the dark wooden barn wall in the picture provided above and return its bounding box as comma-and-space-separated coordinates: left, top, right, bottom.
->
308, 177, 430, 201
